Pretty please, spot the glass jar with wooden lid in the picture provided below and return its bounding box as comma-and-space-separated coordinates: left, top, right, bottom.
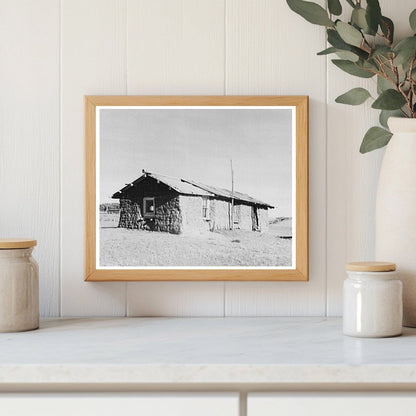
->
343, 261, 402, 338
0, 239, 39, 332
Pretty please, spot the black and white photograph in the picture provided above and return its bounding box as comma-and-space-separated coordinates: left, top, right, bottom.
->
97, 105, 295, 269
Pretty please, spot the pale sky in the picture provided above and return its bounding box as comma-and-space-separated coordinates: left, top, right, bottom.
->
99, 107, 293, 217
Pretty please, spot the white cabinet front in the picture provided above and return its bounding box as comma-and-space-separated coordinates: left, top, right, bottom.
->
248, 393, 416, 416
0, 393, 239, 416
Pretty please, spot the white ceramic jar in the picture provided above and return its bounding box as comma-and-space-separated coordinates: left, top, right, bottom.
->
0, 239, 39, 332
343, 262, 402, 338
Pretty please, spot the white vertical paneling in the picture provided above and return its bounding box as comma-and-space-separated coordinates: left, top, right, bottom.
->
125, 0, 226, 316
61, 0, 127, 316
326, 72, 382, 316
7, 0, 409, 318
126, 0, 225, 95
0, 1, 60, 317
127, 282, 225, 317
224, 0, 327, 315
326, 0, 416, 316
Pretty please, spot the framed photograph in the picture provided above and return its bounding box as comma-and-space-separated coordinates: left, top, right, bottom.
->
85, 96, 308, 281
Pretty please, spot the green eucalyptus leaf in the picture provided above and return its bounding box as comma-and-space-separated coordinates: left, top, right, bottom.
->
351, 7, 368, 32
336, 21, 363, 47
379, 110, 402, 129
287, 0, 334, 27
317, 47, 338, 55
335, 50, 359, 62
410, 9, 416, 32
328, 0, 342, 16
377, 75, 393, 94
317, 46, 359, 61
360, 127, 392, 153
332, 59, 375, 78
372, 89, 406, 110
335, 87, 371, 105
366, 0, 382, 35
362, 59, 379, 71
345, 0, 355, 7
371, 46, 392, 58
377, 67, 404, 88
380, 16, 394, 44
351, 46, 369, 60
327, 29, 369, 59
393, 36, 416, 70
327, 29, 348, 48
394, 36, 416, 52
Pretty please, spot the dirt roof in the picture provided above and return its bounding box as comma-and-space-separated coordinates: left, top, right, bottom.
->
112, 171, 274, 208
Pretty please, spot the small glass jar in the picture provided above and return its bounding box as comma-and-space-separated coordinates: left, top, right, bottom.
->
343, 262, 402, 338
0, 239, 39, 332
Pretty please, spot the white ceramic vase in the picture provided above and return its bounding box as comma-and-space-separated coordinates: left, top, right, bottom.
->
376, 117, 416, 327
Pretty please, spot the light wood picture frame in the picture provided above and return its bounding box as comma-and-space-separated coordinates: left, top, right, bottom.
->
85, 96, 308, 281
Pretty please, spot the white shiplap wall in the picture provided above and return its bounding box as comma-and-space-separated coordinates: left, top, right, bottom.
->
125, 0, 226, 316
224, 0, 327, 316
0, 1, 60, 316
1, 0, 413, 317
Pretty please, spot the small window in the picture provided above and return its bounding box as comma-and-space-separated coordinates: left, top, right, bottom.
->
202, 197, 210, 220
143, 197, 155, 218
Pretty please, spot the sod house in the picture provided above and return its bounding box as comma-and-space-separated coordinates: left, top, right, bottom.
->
112, 170, 274, 234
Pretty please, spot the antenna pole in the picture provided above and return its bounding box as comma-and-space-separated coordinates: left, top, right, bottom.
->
230, 159, 234, 230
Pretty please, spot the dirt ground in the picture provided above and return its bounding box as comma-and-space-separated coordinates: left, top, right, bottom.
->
99, 214, 292, 267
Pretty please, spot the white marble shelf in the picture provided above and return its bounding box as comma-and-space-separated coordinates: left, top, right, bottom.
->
1, 317, 416, 387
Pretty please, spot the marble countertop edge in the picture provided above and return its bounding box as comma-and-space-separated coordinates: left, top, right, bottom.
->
1, 364, 416, 385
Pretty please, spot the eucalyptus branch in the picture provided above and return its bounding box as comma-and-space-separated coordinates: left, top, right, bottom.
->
375, 58, 399, 89
360, 66, 383, 77
409, 56, 416, 117
374, 56, 385, 72
362, 37, 373, 53
377, 54, 392, 66
377, 24, 393, 48
287, 0, 416, 152
397, 83, 412, 117
411, 75, 416, 107
391, 59, 400, 86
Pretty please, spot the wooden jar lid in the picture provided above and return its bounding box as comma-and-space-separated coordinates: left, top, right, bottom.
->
346, 261, 396, 272
0, 239, 37, 249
